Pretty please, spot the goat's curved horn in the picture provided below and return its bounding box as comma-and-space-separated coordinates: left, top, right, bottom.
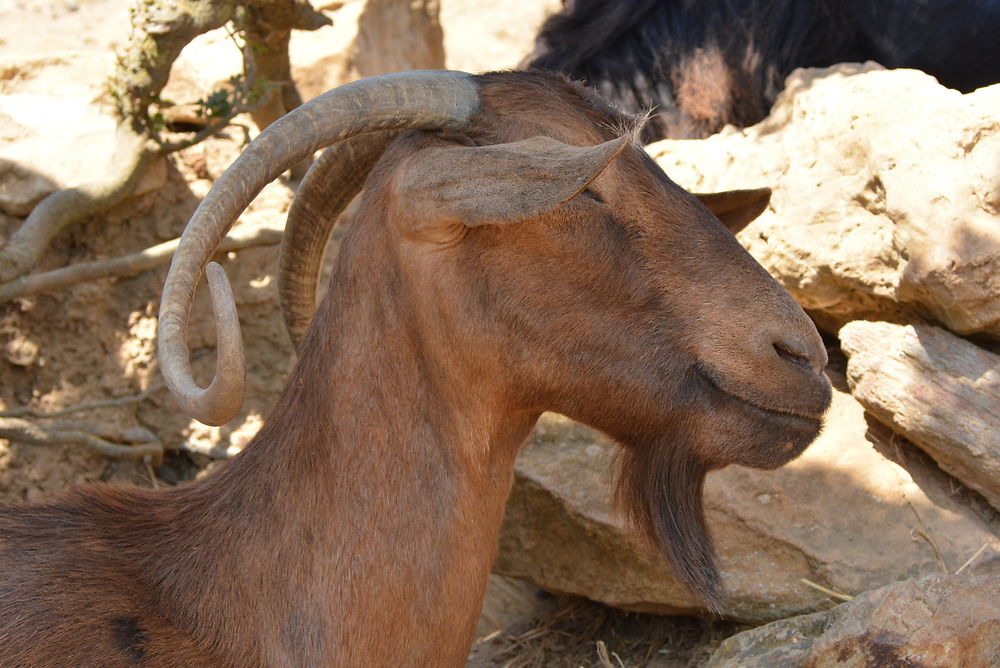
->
158, 71, 481, 425
279, 129, 405, 349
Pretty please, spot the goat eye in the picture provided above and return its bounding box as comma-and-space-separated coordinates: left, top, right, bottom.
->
581, 188, 606, 204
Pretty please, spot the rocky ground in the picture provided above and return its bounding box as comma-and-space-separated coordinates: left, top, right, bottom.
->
2, 1, 999, 666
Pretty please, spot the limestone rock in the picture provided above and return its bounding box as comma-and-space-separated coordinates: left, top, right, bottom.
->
706, 575, 1000, 667
0, 52, 166, 219
165, 0, 445, 107
840, 320, 1000, 513
442, 0, 561, 72
648, 64, 1000, 338
0, 53, 113, 216
495, 387, 1000, 622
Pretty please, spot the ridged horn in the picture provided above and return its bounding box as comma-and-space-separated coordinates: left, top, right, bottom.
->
158, 71, 481, 426
279, 129, 406, 349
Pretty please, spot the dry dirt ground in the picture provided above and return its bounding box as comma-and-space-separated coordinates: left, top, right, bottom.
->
0, 1, 736, 665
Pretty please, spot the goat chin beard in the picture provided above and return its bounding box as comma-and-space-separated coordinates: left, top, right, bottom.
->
614, 435, 721, 613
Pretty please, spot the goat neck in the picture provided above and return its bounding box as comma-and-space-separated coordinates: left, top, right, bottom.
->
164, 215, 533, 665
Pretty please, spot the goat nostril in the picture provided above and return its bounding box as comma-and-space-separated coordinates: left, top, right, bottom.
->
773, 342, 812, 370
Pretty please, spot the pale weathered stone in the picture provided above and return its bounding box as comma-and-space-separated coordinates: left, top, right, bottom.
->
706, 575, 1000, 667
840, 320, 1000, 513
0, 52, 117, 216
442, 0, 561, 72
648, 64, 1000, 338
3, 333, 39, 367
495, 386, 1000, 622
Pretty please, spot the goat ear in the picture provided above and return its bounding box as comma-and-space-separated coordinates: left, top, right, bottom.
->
393, 135, 629, 242
694, 187, 772, 235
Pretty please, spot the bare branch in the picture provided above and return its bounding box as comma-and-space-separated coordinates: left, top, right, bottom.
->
0, 417, 164, 464
0, 226, 282, 303
111, 0, 237, 134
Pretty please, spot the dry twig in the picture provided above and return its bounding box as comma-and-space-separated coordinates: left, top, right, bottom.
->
596, 640, 626, 668
0, 383, 185, 464
0, 417, 163, 464
0, 226, 282, 302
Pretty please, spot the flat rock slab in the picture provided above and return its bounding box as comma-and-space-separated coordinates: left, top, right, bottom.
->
0, 52, 166, 219
840, 320, 1000, 513
0, 52, 117, 217
706, 575, 1000, 667
495, 386, 1000, 622
648, 64, 1000, 338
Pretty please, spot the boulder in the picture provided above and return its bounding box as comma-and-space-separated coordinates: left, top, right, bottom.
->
840, 320, 1000, 513
495, 384, 1000, 622
0, 0, 128, 59
706, 575, 1000, 667
0, 52, 165, 218
441, 0, 562, 72
648, 64, 1000, 338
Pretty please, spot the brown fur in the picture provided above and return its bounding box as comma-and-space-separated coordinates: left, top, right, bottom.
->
0, 71, 830, 665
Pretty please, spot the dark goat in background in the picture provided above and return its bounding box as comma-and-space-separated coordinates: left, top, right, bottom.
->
527, 0, 1000, 141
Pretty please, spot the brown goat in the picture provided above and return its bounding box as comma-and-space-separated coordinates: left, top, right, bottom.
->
0, 70, 831, 666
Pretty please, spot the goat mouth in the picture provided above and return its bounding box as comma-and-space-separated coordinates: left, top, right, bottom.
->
689, 364, 827, 470
694, 364, 827, 424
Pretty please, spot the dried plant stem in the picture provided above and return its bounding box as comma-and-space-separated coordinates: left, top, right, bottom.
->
912, 527, 950, 575
955, 542, 996, 576
908, 502, 950, 574
596, 640, 626, 668
800, 578, 854, 602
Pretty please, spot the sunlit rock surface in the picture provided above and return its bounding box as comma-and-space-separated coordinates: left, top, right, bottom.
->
706, 575, 1000, 667
0, 52, 164, 217
841, 320, 1000, 513
649, 63, 1000, 338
